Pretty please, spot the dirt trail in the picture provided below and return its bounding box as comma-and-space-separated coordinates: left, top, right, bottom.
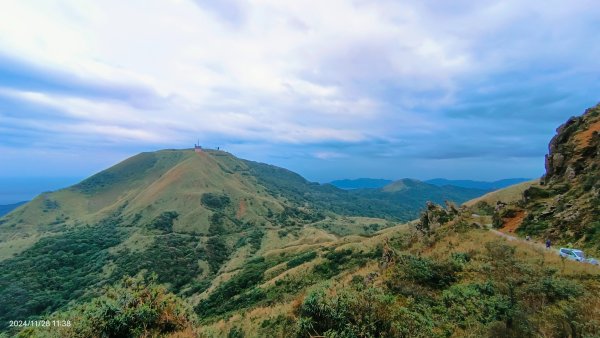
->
499, 211, 525, 234
236, 199, 246, 219
489, 229, 548, 251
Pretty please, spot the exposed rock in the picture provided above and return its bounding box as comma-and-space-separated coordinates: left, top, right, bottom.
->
521, 103, 600, 251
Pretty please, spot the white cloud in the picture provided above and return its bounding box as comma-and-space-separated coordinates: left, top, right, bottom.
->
313, 151, 347, 160
0, 0, 599, 179
0, 0, 474, 146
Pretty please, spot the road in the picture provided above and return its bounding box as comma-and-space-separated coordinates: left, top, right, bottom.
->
488, 227, 599, 267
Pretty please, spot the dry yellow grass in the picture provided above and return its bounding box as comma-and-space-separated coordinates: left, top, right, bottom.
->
464, 179, 539, 206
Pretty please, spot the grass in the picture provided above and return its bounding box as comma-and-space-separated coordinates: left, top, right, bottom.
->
195, 217, 600, 337
464, 179, 539, 206
2, 149, 544, 337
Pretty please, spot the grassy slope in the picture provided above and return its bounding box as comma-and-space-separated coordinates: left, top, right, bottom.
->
0, 149, 400, 334
196, 216, 600, 337
464, 179, 539, 207
244, 164, 488, 221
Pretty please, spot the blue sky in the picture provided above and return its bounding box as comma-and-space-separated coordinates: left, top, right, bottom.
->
1, 0, 599, 186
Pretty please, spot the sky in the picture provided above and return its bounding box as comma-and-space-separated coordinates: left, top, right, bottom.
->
1, 0, 599, 190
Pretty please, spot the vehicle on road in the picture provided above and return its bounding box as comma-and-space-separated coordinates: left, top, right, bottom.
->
559, 248, 599, 265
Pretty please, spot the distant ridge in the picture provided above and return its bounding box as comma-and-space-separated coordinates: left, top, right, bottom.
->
329, 178, 392, 189
0, 201, 27, 216
331, 177, 531, 191
425, 178, 530, 190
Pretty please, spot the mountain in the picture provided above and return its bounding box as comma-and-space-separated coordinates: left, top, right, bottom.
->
0, 148, 490, 334
349, 178, 488, 213
330, 177, 530, 191
0, 201, 26, 216
329, 178, 393, 189
234, 164, 489, 221
425, 178, 531, 190
4, 106, 600, 337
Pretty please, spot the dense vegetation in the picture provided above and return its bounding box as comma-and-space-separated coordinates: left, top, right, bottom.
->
0, 221, 124, 331
201, 193, 231, 210
244, 161, 486, 221
19, 275, 196, 337
147, 211, 179, 232
111, 234, 204, 291
293, 222, 597, 337
195, 257, 271, 319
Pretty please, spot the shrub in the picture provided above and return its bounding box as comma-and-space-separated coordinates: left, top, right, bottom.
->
201, 193, 231, 210
442, 283, 510, 328
287, 252, 317, 269
206, 236, 229, 274
195, 258, 269, 318
0, 221, 124, 331
42, 275, 195, 338
473, 201, 494, 216
111, 234, 204, 292
147, 211, 178, 232
387, 254, 460, 292
523, 186, 552, 200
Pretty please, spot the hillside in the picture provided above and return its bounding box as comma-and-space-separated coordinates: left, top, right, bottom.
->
351, 179, 488, 213
0, 148, 491, 335
3, 105, 600, 337
329, 178, 393, 189
4, 105, 600, 337
464, 180, 539, 207
240, 163, 487, 221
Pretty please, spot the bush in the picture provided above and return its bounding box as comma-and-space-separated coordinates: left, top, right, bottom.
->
442, 283, 510, 328
195, 258, 269, 318
287, 252, 317, 269
0, 221, 124, 331
111, 234, 204, 292
523, 186, 552, 200
147, 211, 178, 232
473, 201, 494, 216
385, 255, 461, 298
206, 236, 230, 274
201, 193, 231, 210
39, 275, 195, 338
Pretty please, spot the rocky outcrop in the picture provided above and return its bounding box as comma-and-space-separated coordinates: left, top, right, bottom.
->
543, 105, 600, 185
521, 104, 600, 251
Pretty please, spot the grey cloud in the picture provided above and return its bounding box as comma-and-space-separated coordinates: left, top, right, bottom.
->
0, 53, 165, 110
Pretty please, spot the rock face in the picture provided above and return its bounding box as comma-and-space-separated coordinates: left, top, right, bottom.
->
521, 104, 600, 250
543, 108, 600, 185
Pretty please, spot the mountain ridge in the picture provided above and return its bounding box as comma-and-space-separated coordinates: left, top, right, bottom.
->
425, 177, 531, 190
0, 147, 491, 333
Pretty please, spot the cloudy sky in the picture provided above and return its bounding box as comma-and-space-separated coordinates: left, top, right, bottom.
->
1, 0, 599, 186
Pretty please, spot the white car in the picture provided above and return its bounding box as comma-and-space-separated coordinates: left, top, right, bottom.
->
559, 248, 599, 265
559, 248, 585, 261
